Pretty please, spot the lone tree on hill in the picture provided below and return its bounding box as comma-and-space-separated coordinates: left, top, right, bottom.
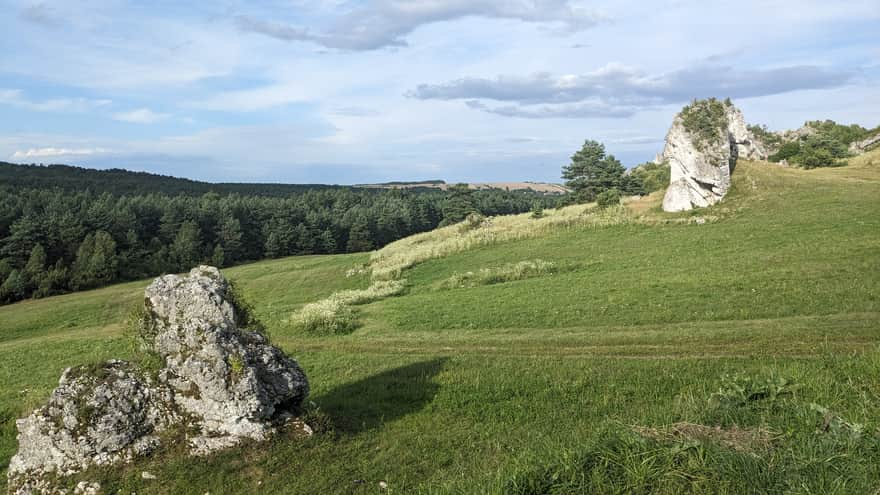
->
562, 140, 643, 202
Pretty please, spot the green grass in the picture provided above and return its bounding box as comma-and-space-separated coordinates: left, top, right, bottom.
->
1, 156, 879, 493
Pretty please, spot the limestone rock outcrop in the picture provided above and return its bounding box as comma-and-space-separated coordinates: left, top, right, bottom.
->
144, 266, 309, 448
661, 99, 766, 212
726, 105, 768, 160
7, 266, 309, 494
849, 132, 880, 154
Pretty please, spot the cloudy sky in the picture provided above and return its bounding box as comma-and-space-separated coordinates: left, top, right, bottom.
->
2, 1, 878, 184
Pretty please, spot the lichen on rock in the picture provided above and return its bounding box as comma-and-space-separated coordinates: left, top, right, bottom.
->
7, 266, 310, 494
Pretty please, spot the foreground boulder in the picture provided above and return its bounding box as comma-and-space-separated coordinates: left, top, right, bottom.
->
7, 266, 309, 494
661, 98, 765, 212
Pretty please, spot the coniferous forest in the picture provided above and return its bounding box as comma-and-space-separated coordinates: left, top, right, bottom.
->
0, 162, 560, 304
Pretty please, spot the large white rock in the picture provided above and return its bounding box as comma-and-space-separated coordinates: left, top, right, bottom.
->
144, 266, 309, 445
661, 105, 734, 212
660, 99, 766, 212
8, 266, 310, 493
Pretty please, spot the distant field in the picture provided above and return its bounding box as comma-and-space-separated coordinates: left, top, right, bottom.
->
357, 180, 571, 194
1, 153, 879, 493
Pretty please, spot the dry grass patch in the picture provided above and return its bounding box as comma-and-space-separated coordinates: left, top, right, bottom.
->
333, 279, 406, 305
632, 422, 776, 453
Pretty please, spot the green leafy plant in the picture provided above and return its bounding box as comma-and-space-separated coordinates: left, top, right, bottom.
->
809, 403, 866, 440
709, 373, 797, 407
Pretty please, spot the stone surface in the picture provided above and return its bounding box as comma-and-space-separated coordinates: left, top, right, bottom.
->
7, 266, 309, 494
725, 105, 768, 160
7, 361, 173, 493
661, 99, 765, 212
849, 132, 880, 154
144, 266, 309, 443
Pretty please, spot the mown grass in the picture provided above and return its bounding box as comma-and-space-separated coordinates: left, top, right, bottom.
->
0, 154, 879, 493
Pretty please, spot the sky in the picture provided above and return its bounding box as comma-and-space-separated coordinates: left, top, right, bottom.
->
1, 0, 878, 184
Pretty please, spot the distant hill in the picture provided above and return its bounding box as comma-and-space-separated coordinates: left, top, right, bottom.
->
0, 162, 346, 197
1, 162, 571, 197
357, 179, 570, 194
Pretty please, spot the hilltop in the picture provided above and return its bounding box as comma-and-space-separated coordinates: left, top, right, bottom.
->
0, 162, 350, 197
1, 149, 878, 493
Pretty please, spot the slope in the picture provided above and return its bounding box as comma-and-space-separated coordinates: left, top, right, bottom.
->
0, 152, 878, 493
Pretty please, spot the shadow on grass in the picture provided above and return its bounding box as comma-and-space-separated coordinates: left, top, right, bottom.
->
314, 358, 446, 434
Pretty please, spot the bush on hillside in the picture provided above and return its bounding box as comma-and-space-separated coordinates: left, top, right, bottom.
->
629, 161, 671, 193
769, 135, 849, 168
680, 98, 730, 151
596, 188, 621, 208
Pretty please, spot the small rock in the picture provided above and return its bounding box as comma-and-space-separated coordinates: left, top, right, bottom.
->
379, 480, 388, 490
74, 481, 102, 495
141, 471, 157, 480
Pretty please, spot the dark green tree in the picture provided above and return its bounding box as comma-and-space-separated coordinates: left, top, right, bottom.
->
72, 231, 118, 289
346, 216, 374, 252
216, 216, 243, 263
0, 269, 27, 302
24, 244, 47, 291
441, 184, 477, 226
562, 140, 628, 202
318, 229, 337, 254
170, 221, 203, 271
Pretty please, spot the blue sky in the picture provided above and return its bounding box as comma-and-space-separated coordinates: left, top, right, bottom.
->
2, 0, 878, 184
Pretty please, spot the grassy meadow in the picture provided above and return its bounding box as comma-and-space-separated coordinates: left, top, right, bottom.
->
1, 153, 879, 493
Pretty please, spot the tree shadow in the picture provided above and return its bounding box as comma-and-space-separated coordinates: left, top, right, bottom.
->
313, 358, 446, 434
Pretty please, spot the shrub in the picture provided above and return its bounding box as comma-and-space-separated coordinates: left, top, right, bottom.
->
290, 296, 356, 335
747, 124, 782, 150
629, 161, 670, 193
680, 98, 729, 151
458, 212, 487, 233
530, 201, 544, 219
768, 141, 801, 163
596, 188, 621, 208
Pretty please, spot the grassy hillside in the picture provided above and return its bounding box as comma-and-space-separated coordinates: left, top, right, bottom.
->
1, 153, 879, 493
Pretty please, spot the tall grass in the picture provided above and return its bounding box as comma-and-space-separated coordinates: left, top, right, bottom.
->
332, 279, 406, 305
289, 296, 356, 335
439, 260, 560, 289
369, 204, 632, 281
289, 279, 406, 334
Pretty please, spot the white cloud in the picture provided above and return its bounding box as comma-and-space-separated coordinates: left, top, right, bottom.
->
11, 147, 110, 159
236, 0, 604, 50
0, 88, 111, 112
113, 108, 170, 124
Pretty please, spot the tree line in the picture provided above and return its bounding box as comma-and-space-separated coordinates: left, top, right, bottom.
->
0, 185, 558, 304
